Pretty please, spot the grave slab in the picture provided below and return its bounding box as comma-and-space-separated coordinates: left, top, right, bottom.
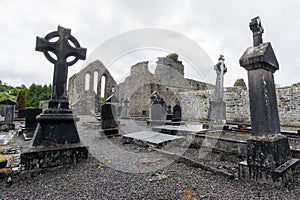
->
123, 131, 184, 147
152, 124, 207, 135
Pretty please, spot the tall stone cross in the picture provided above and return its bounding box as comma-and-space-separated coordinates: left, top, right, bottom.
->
213, 55, 227, 102
36, 26, 86, 107
240, 16, 280, 136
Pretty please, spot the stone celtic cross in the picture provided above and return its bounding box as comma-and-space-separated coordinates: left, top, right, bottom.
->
213, 55, 227, 101
36, 26, 86, 105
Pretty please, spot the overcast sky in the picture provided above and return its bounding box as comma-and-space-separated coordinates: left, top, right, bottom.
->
0, 0, 299, 88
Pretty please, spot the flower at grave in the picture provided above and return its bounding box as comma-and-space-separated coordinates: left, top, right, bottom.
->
181, 189, 192, 200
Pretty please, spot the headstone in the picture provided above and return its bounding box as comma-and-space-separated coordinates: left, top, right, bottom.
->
172, 99, 182, 122
208, 55, 227, 130
18, 108, 42, 140
166, 105, 173, 120
0, 98, 16, 130
100, 94, 119, 136
120, 99, 130, 119
238, 17, 299, 186
21, 26, 88, 170
149, 91, 166, 126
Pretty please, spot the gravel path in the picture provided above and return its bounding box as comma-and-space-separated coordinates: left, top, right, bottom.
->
1, 116, 300, 199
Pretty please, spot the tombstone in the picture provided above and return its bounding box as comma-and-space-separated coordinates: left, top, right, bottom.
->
100, 94, 119, 136
172, 98, 182, 123
238, 17, 299, 186
208, 55, 227, 130
0, 98, 16, 130
21, 26, 88, 170
166, 105, 173, 120
120, 99, 130, 119
149, 91, 166, 126
18, 108, 42, 140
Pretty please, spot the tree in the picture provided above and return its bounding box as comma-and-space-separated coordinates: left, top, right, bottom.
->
26, 83, 51, 108
234, 78, 247, 88
166, 53, 182, 64
292, 82, 300, 86
15, 89, 26, 110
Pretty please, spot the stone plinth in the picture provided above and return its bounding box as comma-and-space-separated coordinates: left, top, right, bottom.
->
239, 134, 299, 186
32, 109, 80, 146
21, 142, 88, 170
208, 101, 226, 122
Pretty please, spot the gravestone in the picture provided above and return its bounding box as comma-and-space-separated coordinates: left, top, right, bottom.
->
208, 55, 227, 130
238, 17, 299, 186
149, 91, 166, 126
0, 98, 16, 130
21, 26, 88, 170
172, 98, 182, 124
100, 94, 119, 136
120, 99, 130, 119
18, 108, 42, 140
166, 105, 173, 120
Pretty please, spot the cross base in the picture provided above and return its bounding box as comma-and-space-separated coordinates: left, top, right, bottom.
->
32, 109, 80, 146
238, 134, 299, 186
48, 99, 69, 109
21, 142, 88, 170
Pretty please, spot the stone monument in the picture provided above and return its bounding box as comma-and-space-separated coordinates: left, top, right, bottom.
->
149, 91, 166, 126
172, 98, 182, 124
0, 98, 16, 130
21, 26, 88, 170
18, 108, 43, 140
100, 94, 119, 136
120, 99, 130, 119
238, 17, 299, 186
208, 55, 227, 129
166, 105, 173, 120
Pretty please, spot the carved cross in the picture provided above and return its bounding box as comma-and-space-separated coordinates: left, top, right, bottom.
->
214, 55, 227, 101
249, 16, 264, 46
36, 26, 86, 101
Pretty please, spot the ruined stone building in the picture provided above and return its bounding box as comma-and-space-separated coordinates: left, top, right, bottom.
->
116, 56, 213, 117
68, 55, 299, 127
68, 60, 116, 115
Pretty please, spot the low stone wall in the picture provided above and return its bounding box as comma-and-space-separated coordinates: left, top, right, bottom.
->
179, 85, 300, 127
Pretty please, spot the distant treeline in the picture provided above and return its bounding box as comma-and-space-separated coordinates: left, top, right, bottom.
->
0, 80, 51, 109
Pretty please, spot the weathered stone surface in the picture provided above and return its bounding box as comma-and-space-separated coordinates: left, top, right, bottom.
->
0, 98, 16, 129
18, 108, 42, 129
21, 143, 88, 170
100, 94, 119, 136
123, 131, 184, 147
238, 16, 298, 186
68, 60, 117, 115
247, 134, 292, 169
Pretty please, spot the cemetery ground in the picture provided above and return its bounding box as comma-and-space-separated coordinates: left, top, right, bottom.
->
1, 116, 300, 199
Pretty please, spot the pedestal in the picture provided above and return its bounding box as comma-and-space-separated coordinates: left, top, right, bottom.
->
238, 134, 299, 186
32, 109, 80, 146
208, 100, 226, 130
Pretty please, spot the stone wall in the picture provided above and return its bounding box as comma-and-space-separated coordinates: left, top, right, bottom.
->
179, 85, 300, 127
116, 57, 213, 117
68, 60, 117, 115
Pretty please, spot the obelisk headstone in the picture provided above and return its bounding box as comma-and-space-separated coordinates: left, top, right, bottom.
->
238, 17, 299, 186
208, 55, 227, 130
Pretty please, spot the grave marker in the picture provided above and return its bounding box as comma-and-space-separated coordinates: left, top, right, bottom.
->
0, 98, 16, 130
21, 26, 88, 170
208, 55, 227, 130
238, 17, 299, 186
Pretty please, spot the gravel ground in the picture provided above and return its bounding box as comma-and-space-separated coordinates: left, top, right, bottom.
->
1, 116, 300, 199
